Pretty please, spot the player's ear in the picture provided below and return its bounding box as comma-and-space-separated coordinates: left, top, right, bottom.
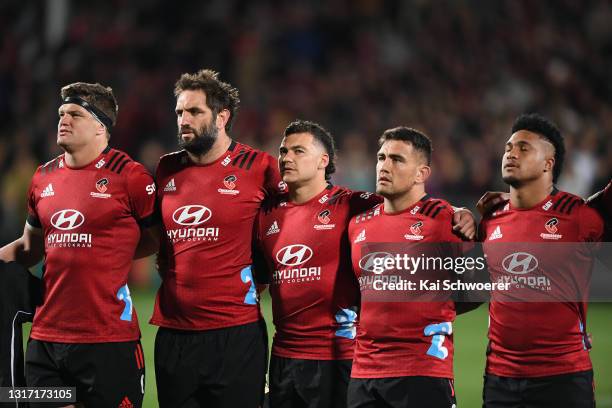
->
416, 164, 431, 183
318, 153, 329, 172
216, 109, 230, 131
95, 122, 107, 138
543, 156, 555, 175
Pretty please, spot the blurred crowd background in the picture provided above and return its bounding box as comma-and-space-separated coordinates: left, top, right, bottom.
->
3, 5, 611, 405
1, 0, 610, 261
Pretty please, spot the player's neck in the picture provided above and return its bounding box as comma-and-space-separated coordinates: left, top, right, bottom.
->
384, 187, 427, 214
288, 178, 329, 204
509, 179, 554, 209
64, 142, 108, 168
187, 133, 232, 165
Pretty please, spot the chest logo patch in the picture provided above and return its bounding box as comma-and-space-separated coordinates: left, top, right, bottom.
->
172, 205, 212, 226
276, 244, 313, 266
404, 221, 424, 240
266, 221, 280, 236
488, 225, 503, 241
91, 178, 112, 199
317, 210, 330, 224
359, 251, 393, 274
41, 183, 55, 198
314, 209, 335, 230
164, 178, 177, 192
502, 252, 538, 275
96, 178, 109, 193
223, 175, 236, 189
218, 175, 240, 195
540, 217, 562, 240
354, 228, 366, 243
51, 209, 85, 230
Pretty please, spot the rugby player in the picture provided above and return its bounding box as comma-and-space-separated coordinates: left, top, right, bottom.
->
150, 69, 281, 408
347, 127, 473, 408
0, 82, 158, 408
479, 113, 603, 407
256, 120, 381, 407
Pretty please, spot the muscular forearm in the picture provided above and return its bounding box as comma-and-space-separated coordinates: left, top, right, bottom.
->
0, 224, 45, 268
0, 238, 43, 268
133, 225, 161, 259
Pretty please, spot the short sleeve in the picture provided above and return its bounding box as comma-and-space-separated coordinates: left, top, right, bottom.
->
255, 207, 265, 244
126, 163, 158, 228
262, 153, 284, 198
349, 191, 383, 217
437, 207, 465, 244
26, 170, 41, 229
251, 210, 270, 284
578, 204, 604, 243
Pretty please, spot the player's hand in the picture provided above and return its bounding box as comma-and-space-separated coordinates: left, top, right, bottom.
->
452, 207, 476, 241
476, 191, 510, 216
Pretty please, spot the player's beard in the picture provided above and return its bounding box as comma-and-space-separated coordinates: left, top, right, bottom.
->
178, 120, 218, 156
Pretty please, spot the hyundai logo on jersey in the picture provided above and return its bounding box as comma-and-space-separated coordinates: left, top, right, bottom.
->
50, 209, 85, 230
502, 252, 539, 275
276, 244, 313, 266
172, 205, 212, 226
359, 252, 394, 274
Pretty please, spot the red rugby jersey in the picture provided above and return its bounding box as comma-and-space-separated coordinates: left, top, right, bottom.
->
151, 141, 281, 330
480, 188, 603, 377
256, 185, 381, 360
348, 195, 462, 379
26, 147, 157, 343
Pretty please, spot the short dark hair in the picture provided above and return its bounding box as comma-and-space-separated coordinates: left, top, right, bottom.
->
174, 69, 240, 132
511, 113, 565, 182
378, 127, 432, 166
284, 119, 336, 180
60, 82, 118, 127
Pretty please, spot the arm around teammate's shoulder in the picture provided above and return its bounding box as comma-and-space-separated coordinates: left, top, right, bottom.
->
125, 161, 159, 259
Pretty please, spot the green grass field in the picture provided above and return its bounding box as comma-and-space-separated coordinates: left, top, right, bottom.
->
23, 292, 612, 407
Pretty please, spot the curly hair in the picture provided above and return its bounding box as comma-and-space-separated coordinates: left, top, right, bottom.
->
512, 113, 565, 182
174, 69, 240, 132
